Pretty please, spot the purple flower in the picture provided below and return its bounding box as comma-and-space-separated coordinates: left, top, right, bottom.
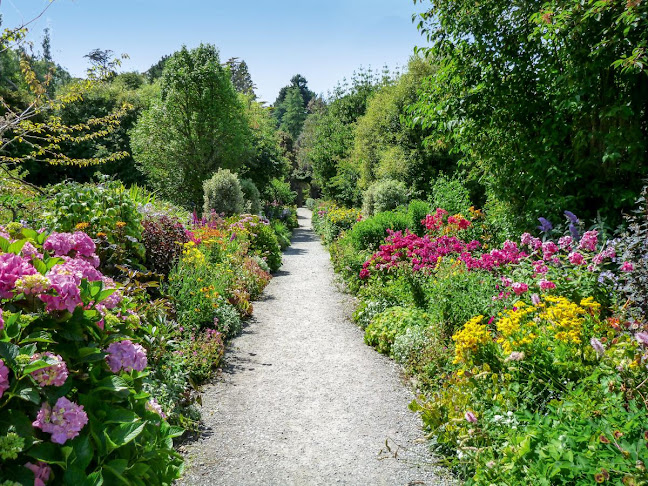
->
32, 397, 88, 444
146, 398, 166, 419
564, 210, 579, 224
635, 332, 648, 347
21, 241, 43, 260
579, 230, 598, 252
105, 340, 147, 373
531, 293, 541, 305
569, 223, 580, 240
30, 353, 68, 387
43, 232, 96, 258
506, 351, 525, 362
39, 273, 81, 313
0, 253, 37, 298
0, 358, 10, 398
464, 411, 478, 423
25, 461, 52, 486
590, 337, 605, 357
15, 274, 51, 296
537, 217, 553, 233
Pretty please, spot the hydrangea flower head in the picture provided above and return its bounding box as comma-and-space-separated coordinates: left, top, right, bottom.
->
0, 358, 10, 398
32, 397, 88, 444
39, 273, 81, 313
105, 340, 147, 373
0, 253, 37, 298
30, 353, 68, 387
25, 461, 52, 486
15, 274, 51, 296
146, 398, 166, 419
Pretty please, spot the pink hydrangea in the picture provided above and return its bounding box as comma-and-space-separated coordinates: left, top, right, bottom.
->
15, 274, 51, 296
25, 461, 52, 486
464, 411, 478, 423
21, 241, 43, 260
43, 232, 96, 258
105, 340, 147, 373
511, 282, 528, 295
0, 308, 3, 330
620, 261, 634, 272
31, 353, 68, 387
146, 398, 166, 419
99, 277, 123, 309
55, 257, 102, 282
568, 252, 585, 265
538, 279, 556, 290
0, 253, 37, 298
32, 397, 88, 444
39, 273, 81, 313
579, 230, 598, 252
0, 358, 10, 398
558, 236, 573, 251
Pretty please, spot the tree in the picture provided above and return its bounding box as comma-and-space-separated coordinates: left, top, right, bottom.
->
227, 58, 256, 98
411, 0, 648, 228
131, 44, 252, 207
145, 54, 170, 83
279, 87, 307, 139
273, 74, 315, 127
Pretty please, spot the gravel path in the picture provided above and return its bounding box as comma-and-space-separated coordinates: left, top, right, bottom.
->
177, 208, 455, 486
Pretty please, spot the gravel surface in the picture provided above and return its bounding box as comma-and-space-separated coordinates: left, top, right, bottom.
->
177, 208, 455, 486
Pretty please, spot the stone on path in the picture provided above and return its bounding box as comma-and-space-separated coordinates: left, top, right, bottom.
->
177, 208, 454, 486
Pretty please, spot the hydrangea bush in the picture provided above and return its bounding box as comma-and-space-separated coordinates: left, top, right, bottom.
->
0, 227, 183, 485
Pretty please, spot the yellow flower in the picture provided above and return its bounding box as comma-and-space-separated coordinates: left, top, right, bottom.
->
116, 221, 127, 228
452, 315, 491, 364
75, 222, 90, 230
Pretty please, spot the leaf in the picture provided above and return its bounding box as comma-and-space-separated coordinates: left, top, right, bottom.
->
104, 408, 138, 424
107, 421, 146, 448
28, 442, 67, 466
97, 288, 117, 303
32, 258, 48, 275
8, 239, 27, 255
22, 355, 59, 375
0, 236, 10, 252
103, 459, 130, 485
94, 375, 129, 394
16, 386, 41, 404
0, 342, 20, 367
20, 331, 55, 344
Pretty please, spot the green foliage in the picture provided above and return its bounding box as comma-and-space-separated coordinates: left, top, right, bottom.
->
203, 169, 245, 217
247, 222, 282, 273
429, 173, 472, 217
273, 74, 315, 129
364, 306, 430, 355
362, 179, 409, 217
279, 87, 307, 139
263, 178, 296, 206
411, 0, 648, 229
271, 221, 292, 250
349, 211, 409, 251
131, 44, 252, 207
406, 200, 431, 236
240, 179, 261, 215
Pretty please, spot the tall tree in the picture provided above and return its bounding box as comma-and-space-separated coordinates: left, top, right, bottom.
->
227, 58, 256, 98
131, 44, 252, 207
273, 74, 315, 128
279, 87, 307, 139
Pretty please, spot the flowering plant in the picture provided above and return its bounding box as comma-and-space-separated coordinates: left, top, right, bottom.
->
0, 226, 183, 485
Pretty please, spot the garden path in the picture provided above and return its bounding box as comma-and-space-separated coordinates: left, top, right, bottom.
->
177, 208, 453, 486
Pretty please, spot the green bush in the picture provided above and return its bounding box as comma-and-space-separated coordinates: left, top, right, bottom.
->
364, 306, 431, 356
362, 179, 408, 217
246, 220, 282, 272
349, 211, 409, 251
305, 198, 317, 210
202, 169, 245, 217
264, 178, 296, 206
329, 233, 369, 293
271, 221, 292, 250
406, 199, 431, 236
240, 178, 261, 215
429, 173, 471, 216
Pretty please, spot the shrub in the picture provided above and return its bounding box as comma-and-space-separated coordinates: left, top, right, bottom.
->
321, 206, 362, 245
271, 221, 292, 250
202, 169, 245, 217
263, 178, 296, 206
362, 179, 408, 217
240, 179, 261, 215
141, 214, 189, 276
305, 198, 317, 210
406, 199, 431, 236
349, 211, 409, 251
429, 173, 471, 216
352, 298, 398, 330
364, 306, 430, 355
178, 329, 225, 383
248, 222, 282, 273
0, 227, 183, 484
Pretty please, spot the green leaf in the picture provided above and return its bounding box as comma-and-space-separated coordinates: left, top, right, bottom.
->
16, 386, 41, 404
103, 459, 130, 485
28, 442, 67, 466
8, 239, 27, 255
32, 258, 48, 275
0, 236, 10, 252
97, 288, 117, 303
104, 408, 138, 424
107, 421, 146, 448
0, 342, 20, 367
94, 375, 129, 395
20, 331, 55, 344
22, 355, 59, 375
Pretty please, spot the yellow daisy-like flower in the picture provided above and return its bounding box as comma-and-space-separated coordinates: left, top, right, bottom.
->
75, 222, 90, 230
115, 221, 127, 228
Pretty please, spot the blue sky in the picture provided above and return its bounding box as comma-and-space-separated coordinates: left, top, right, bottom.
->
2, 0, 429, 103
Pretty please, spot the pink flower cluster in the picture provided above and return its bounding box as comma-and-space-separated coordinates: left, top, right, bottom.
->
43, 231, 96, 259
32, 397, 88, 444
30, 353, 68, 387
0, 358, 9, 398
460, 240, 527, 271
423, 208, 448, 232
146, 398, 166, 419
579, 230, 598, 252
0, 252, 37, 298
105, 340, 147, 373
25, 461, 52, 486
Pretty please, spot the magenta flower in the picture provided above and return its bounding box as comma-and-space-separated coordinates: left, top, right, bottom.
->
0, 358, 10, 398
501, 277, 513, 287
32, 397, 88, 444
511, 282, 528, 295
105, 340, 147, 373
464, 411, 478, 423
21, 241, 43, 260
43, 231, 96, 257
635, 332, 648, 347
568, 252, 585, 265
0, 253, 37, 298
620, 261, 634, 272
39, 273, 81, 313
558, 235, 573, 251
30, 353, 68, 387
538, 279, 556, 290
0, 308, 3, 330
579, 230, 599, 252
531, 293, 541, 305
25, 461, 52, 486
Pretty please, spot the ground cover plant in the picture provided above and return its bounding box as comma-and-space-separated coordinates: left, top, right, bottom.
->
314, 198, 648, 485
